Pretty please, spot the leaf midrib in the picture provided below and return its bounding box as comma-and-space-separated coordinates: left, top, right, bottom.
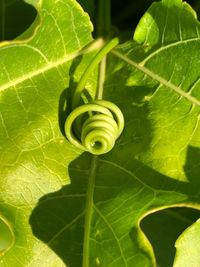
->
0, 53, 74, 92
0, 39, 104, 92
112, 49, 200, 107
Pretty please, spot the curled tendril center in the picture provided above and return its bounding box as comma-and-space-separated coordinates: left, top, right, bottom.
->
65, 100, 124, 155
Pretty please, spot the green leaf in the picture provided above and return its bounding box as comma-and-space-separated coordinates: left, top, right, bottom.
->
0, 214, 15, 256
1, 0, 200, 267
173, 219, 200, 267
0, 0, 93, 265
30, 0, 200, 266
25, 0, 40, 6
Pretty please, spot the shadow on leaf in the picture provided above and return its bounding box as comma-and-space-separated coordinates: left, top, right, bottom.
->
29, 146, 200, 266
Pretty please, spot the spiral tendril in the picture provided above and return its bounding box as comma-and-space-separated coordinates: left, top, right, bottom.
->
64, 38, 124, 155
65, 100, 124, 155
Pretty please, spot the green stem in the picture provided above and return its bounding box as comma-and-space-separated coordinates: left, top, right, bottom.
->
96, 0, 111, 37
82, 3, 113, 266
0, 0, 5, 40
82, 156, 97, 267
72, 38, 119, 108
96, 55, 106, 100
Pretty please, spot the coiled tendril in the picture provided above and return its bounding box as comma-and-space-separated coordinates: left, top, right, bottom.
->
65, 100, 124, 155
64, 38, 124, 155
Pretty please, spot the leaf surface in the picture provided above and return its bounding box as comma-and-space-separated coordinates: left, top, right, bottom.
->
1, 0, 200, 266
30, 0, 200, 266
173, 219, 200, 267
0, 0, 93, 265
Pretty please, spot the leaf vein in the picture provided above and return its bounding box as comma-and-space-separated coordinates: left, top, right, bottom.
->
0, 39, 103, 92
99, 158, 155, 191
44, 9, 67, 56
112, 50, 200, 106
141, 37, 200, 65
94, 205, 128, 267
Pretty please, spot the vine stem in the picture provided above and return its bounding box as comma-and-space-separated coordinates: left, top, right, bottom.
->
82, 155, 97, 267
96, 0, 111, 37
82, 1, 113, 266
81, 38, 119, 267
72, 37, 119, 108
0, 0, 5, 40
96, 56, 106, 100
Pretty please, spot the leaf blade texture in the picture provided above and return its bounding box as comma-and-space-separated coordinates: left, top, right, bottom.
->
0, 0, 93, 265
1, 0, 200, 266
173, 219, 200, 267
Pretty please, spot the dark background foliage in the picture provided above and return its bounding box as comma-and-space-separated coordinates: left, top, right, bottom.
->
0, 0, 200, 41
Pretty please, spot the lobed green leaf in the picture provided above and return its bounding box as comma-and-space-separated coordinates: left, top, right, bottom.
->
1, 0, 200, 266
